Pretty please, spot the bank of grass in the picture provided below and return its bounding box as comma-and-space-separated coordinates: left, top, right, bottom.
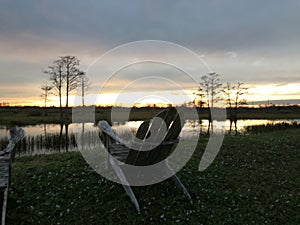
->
7, 128, 300, 224
244, 121, 300, 134
0, 107, 161, 125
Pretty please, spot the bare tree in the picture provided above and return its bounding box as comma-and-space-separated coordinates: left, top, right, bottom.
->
77, 72, 91, 106
200, 72, 222, 108
234, 82, 248, 112
199, 72, 222, 133
223, 82, 247, 119
193, 87, 206, 109
40, 85, 53, 107
44, 56, 84, 118
222, 82, 234, 119
44, 59, 64, 118
60, 56, 81, 109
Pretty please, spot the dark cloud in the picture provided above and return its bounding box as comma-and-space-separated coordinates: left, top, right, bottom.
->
1, 0, 300, 50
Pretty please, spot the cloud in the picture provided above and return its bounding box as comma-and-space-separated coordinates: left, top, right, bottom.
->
2, 0, 300, 51
1, 0, 300, 103
226, 52, 238, 59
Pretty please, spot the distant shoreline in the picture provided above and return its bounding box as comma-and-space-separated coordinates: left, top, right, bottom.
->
0, 105, 300, 126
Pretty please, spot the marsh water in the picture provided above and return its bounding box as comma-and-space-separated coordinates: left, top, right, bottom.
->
0, 119, 299, 156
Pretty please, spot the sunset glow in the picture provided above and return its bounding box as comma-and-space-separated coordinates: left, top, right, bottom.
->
7, 82, 298, 108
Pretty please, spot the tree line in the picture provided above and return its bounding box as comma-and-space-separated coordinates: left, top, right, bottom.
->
40, 56, 89, 118
194, 72, 248, 122
40, 57, 246, 122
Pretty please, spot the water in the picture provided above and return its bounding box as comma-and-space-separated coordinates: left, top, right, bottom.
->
0, 119, 299, 156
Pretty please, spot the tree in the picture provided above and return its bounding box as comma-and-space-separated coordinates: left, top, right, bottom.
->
44, 59, 64, 118
77, 72, 90, 106
40, 85, 53, 107
199, 72, 222, 133
234, 82, 248, 111
60, 56, 82, 109
222, 82, 234, 120
44, 56, 84, 118
193, 87, 206, 108
200, 72, 222, 108
222, 82, 248, 120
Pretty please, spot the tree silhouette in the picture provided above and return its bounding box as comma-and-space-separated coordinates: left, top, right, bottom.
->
200, 72, 222, 108
222, 82, 248, 120
77, 72, 90, 106
60, 56, 83, 109
199, 72, 222, 133
44, 56, 84, 118
40, 85, 53, 107
193, 87, 206, 109
44, 59, 64, 118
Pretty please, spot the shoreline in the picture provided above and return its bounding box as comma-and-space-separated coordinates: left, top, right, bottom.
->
1, 106, 300, 126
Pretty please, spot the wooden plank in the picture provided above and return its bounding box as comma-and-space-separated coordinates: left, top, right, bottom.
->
135, 120, 150, 140
126, 107, 183, 166
98, 121, 125, 145
0, 127, 25, 225
164, 113, 184, 140
108, 144, 129, 163
1, 188, 8, 225
109, 158, 140, 213
0, 158, 10, 188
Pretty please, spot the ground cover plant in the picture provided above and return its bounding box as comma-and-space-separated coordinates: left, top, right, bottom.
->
7, 126, 300, 224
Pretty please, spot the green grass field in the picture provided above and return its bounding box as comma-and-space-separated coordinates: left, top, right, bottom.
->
7, 127, 300, 224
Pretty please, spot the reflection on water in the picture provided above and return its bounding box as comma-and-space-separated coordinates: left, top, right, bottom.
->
0, 119, 299, 156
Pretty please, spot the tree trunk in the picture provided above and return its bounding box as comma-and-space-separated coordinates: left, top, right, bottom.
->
65, 65, 69, 119
59, 69, 63, 119
59, 88, 62, 119
58, 123, 63, 153
65, 123, 69, 152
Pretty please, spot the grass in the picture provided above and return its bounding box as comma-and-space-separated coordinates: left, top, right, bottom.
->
3, 128, 300, 225
6, 127, 300, 224
244, 121, 300, 134
0, 106, 162, 126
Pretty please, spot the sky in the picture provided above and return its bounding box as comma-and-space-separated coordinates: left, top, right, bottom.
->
0, 0, 300, 106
